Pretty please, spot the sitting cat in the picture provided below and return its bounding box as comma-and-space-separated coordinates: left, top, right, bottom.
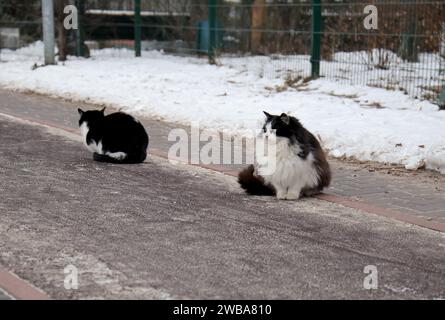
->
78, 107, 149, 164
238, 111, 331, 200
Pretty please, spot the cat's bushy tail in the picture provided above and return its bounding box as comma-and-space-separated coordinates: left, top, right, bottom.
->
238, 165, 275, 196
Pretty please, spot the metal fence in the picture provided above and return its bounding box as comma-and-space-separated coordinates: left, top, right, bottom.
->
1, 0, 444, 105
0, 1, 42, 53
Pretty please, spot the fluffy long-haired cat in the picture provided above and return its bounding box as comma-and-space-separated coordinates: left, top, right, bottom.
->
78, 107, 149, 164
238, 111, 331, 200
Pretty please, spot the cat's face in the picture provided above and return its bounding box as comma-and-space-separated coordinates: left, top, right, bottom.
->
262, 111, 293, 139
78, 108, 105, 127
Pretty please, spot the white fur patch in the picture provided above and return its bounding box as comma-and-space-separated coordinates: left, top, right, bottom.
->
79, 121, 104, 154
264, 122, 273, 137
256, 134, 319, 200
79, 122, 89, 144
105, 151, 127, 160
89, 140, 104, 155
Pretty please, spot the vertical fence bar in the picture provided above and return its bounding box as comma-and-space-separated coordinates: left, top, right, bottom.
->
42, 0, 55, 65
440, 87, 445, 108
76, 0, 85, 57
400, 0, 418, 62
0, 2, 3, 59
310, 0, 321, 78
135, 0, 142, 57
208, 0, 217, 64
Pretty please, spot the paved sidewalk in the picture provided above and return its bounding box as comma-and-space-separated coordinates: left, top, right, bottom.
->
0, 114, 444, 299
0, 89, 444, 228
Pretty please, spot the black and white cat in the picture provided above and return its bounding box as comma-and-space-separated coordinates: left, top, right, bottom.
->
238, 111, 331, 200
78, 107, 149, 164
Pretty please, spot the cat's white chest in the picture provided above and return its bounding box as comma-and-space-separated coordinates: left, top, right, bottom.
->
256, 137, 319, 197
80, 122, 104, 154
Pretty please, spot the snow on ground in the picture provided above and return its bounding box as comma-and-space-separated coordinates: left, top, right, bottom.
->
1, 41, 445, 173
220, 49, 444, 102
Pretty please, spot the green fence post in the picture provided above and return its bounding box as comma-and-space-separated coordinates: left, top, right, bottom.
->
399, 0, 418, 62
440, 86, 445, 108
134, 0, 142, 57
208, 0, 217, 64
76, 0, 85, 57
310, 0, 321, 78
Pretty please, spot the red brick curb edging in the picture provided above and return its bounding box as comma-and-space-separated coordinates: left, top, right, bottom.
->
0, 266, 50, 300
314, 194, 445, 233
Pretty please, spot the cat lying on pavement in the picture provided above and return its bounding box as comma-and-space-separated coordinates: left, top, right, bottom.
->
78, 107, 149, 164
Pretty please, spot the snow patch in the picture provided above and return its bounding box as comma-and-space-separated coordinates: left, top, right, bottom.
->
1, 43, 445, 174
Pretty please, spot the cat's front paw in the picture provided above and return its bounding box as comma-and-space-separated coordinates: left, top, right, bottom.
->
285, 192, 300, 200
276, 191, 287, 200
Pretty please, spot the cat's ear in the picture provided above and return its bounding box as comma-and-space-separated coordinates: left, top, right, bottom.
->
78, 108, 84, 116
263, 111, 272, 119
100, 107, 106, 114
280, 113, 290, 125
